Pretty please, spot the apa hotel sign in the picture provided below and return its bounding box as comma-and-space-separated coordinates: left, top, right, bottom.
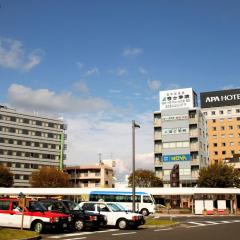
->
200, 89, 240, 108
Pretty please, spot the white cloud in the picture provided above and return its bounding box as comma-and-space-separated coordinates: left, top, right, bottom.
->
166, 83, 180, 90
0, 37, 44, 71
148, 80, 161, 91
139, 67, 148, 75
65, 112, 154, 181
83, 67, 99, 77
109, 89, 121, 94
76, 62, 84, 69
116, 67, 127, 76
8, 84, 111, 114
222, 84, 240, 90
122, 47, 143, 58
73, 81, 89, 94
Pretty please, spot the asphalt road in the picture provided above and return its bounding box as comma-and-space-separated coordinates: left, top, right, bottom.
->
42, 216, 240, 240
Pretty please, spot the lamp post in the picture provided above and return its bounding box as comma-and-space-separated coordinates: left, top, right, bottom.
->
18, 192, 25, 230
132, 120, 140, 213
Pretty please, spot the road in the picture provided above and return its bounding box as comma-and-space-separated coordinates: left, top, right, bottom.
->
42, 216, 240, 240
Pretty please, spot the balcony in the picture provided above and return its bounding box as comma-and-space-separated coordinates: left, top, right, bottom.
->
154, 159, 162, 166
154, 145, 162, 153
154, 133, 162, 140
190, 143, 199, 151
154, 119, 161, 127
189, 129, 198, 137
189, 117, 198, 124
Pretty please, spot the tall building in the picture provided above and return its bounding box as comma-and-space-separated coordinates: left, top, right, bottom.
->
65, 163, 115, 188
200, 89, 240, 164
154, 88, 208, 187
0, 105, 67, 187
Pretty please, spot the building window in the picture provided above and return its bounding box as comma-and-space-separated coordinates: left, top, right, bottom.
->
227, 110, 232, 114
228, 118, 232, 121
219, 110, 224, 115
222, 142, 226, 146
212, 119, 216, 123
212, 127, 217, 131
213, 134, 217, 139
230, 142, 234, 146
231, 150, 235, 155
213, 143, 218, 147
229, 126, 233, 130
236, 109, 240, 113
221, 134, 225, 138
222, 151, 226, 155
221, 126, 225, 130
229, 134, 234, 138
211, 111, 216, 115
214, 151, 218, 155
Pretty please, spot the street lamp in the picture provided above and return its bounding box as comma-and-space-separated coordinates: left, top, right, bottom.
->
18, 192, 25, 230
132, 120, 140, 213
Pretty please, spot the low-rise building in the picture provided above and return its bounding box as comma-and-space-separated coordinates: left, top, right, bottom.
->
65, 163, 115, 188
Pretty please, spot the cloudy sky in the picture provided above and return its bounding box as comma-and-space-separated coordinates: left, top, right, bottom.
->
1, 0, 240, 181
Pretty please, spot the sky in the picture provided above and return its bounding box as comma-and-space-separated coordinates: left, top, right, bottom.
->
1, 0, 240, 182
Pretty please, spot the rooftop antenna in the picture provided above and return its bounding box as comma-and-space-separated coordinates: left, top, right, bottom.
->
98, 153, 102, 165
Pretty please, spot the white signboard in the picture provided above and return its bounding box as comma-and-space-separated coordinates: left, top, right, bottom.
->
160, 88, 195, 110
162, 127, 189, 135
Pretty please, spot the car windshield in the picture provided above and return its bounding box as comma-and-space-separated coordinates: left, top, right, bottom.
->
40, 201, 69, 214
106, 203, 123, 212
64, 200, 81, 211
28, 201, 47, 212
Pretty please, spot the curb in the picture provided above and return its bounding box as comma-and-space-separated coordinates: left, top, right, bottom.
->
17, 236, 41, 240
139, 222, 180, 229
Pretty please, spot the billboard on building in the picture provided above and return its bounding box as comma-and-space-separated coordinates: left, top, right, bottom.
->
163, 154, 191, 162
160, 88, 196, 110
200, 89, 240, 108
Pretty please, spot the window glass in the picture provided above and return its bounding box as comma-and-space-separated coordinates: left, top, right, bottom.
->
0, 200, 10, 210
143, 196, 152, 203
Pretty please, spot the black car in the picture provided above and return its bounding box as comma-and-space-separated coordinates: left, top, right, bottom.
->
39, 199, 107, 231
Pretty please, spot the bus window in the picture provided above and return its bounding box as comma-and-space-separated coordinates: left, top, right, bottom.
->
143, 196, 153, 203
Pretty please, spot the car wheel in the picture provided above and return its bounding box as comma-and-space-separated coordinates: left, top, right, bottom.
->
117, 219, 128, 230
75, 220, 84, 231
33, 221, 44, 233
140, 208, 149, 216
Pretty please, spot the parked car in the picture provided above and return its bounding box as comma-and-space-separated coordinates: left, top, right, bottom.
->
79, 201, 145, 230
39, 199, 107, 231
0, 198, 72, 233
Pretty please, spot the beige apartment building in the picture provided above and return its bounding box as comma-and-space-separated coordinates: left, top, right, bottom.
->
0, 105, 67, 187
65, 163, 115, 188
201, 89, 240, 164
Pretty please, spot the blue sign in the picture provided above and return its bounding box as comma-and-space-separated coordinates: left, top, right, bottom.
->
163, 154, 190, 162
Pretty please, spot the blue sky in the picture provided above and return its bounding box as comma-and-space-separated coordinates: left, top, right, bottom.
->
1, 0, 240, 180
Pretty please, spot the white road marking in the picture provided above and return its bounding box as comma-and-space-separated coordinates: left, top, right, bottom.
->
63, 238, 86, 240
154, 228, 173, 231
204, 221, 219, 225
219, 221, 230, 223
233, 220, 240, 223
112, 232, 137, 236
188, 221, 206, 226
48, 229, 118, 239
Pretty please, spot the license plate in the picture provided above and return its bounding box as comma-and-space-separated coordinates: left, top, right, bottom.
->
63, 223, 67, 228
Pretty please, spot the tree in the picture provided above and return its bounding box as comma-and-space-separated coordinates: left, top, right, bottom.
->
30, 166, 69, 187
198, 162, 240, 188
128, 169, 163, 187
0, 164, 13, 187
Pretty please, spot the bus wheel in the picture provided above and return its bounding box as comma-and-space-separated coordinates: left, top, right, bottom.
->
140, 208, 149, 216
117, 218, 128, 230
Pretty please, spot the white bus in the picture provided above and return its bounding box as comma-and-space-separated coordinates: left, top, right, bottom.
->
89, 190, 156, 216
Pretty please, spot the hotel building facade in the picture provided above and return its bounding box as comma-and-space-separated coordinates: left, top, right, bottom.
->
154, 88, 208, 187
200, 89, 240, 164
0, 105, 67, 187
